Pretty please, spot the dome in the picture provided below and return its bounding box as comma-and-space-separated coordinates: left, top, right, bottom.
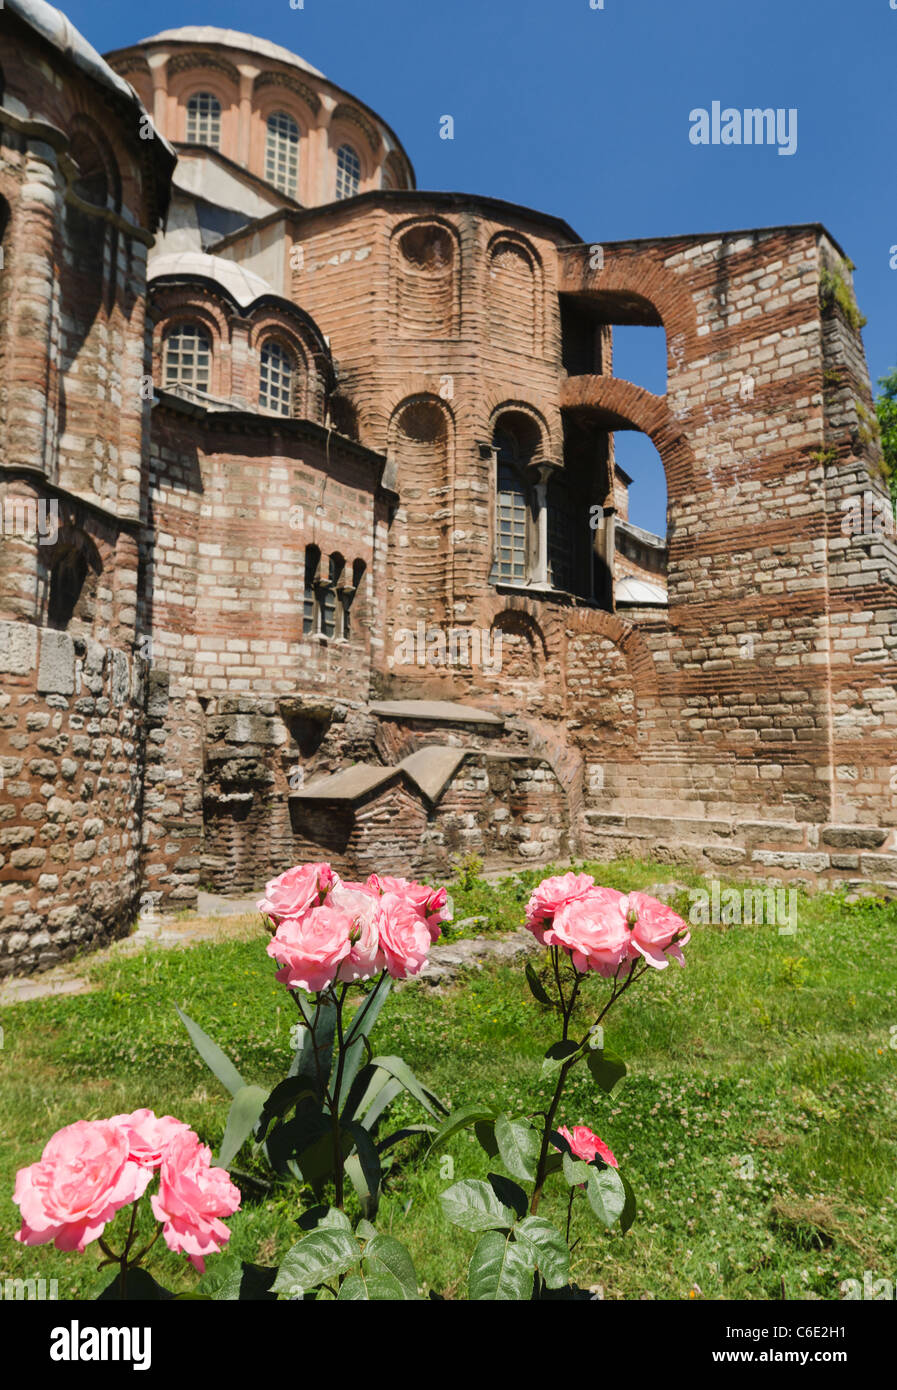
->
148, 250, 276, 310
137, 26, 325, 79
615, 577, 668, 606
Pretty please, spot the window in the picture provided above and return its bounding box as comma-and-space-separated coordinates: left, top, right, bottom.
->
163, 323, 212, 393
186, 92, 221, 148
265, 111, 300, 196
547, 481, 575, 592
496, 461, 528, 581
303, 545, 321, 635
335, 143, 361, 200
259, 339, 295, 416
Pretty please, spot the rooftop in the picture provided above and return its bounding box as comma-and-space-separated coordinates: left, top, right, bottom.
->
137, 26, 325, 78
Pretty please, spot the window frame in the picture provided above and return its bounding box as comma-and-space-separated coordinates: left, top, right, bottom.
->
265, 109, 301, 197
335, 142, 362, 200
185, 91, 222, 149
162, 321, 213, 395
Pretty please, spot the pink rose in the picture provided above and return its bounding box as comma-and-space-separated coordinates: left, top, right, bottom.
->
622, 892, 690, 969
108, 1109, 191, 1168
556, 1124, 618, 1168
14, 1119, 152, 1252
329, 883, 384, 983
266, 904, 353, 993
525, 872, 596, 943
376, 891, 432, 980
548, 887, 631, 977
258, 862, 338, 925
150, 1129, 241, 1273
368, 875, 450, 942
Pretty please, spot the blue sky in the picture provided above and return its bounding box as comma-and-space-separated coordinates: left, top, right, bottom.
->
70, 0, 895, 535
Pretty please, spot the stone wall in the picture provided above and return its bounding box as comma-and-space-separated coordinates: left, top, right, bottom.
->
0, 620, 144, 974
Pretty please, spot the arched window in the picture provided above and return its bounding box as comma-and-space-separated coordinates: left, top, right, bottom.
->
303, 545, 321, 635
46, 534, 102, 633
321, 553, 343, 639
163, 323, 212, 393
69, 130, 109, 208
265, 111, 300, 196
492, 417, 541, 585
186, 92, 221, 148
496, 459, 528, 581
335, 143, 361, 200
258, 339, 295, 416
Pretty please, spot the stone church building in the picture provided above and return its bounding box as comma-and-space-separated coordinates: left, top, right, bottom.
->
1, 2, 896, 974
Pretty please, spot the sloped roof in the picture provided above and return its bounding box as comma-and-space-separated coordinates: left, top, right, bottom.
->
615, 577, 668, 605
149, 250, 276, 309
293, 746, 469, 807
138, 26, 325, 78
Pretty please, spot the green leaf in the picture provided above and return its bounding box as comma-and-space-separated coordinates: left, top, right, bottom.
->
175, 1005, 245, 1098
487, 1171, 528, 1221
219, 1084, 268, 1169
525, 961, 553, 1006
257, 1077, 317, 1140
562, 1152, 593, 1187
197, 1257, 278, 1301
541, 1040, 583, 1076
585, 1165, 627, 1228
439, 1178, 517, 1233
494, 1114, 538, 1182
368, 1055, 447, 1117
586, 1048, 627, 1094
428, 1103, 497, 1154
619, 1172, 637, 1235
514, 1216, 571, 1290
358, 1076, 403, 1130
467, 1230, 535, 1301
474, 1119, 499, 1158
272, 1229, 361, 1295
343, 1119, 382, 1218
376, 1124, 435, 1154
338, 1270, 412, 1300
263, 1107, 330, 1177
297, 1206, 353, 1234
363, 1235, 419, 1296
355, 1219, 378, 1241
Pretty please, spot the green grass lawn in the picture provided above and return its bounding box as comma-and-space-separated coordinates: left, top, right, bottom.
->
1, 857, 895, 1301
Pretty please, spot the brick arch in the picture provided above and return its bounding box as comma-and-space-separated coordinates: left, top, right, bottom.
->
150, 290, 231, 398
363, 376, 458, 451
484, 394, 559, 460
560, 374, 695, 502
247, 308, 330, 423
389, 216, 461, 338
487, 229, 543, 355
386, 394, 454, 631
489, 608, 547, 680
557, 244, 700, 364
562, 605, 661, 701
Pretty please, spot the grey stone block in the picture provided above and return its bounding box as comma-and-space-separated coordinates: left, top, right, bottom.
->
111, 651, 129, 706
37, 630, 75, 694
0, 620, 38, 676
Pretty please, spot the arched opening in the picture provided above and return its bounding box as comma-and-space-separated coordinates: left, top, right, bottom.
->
489, 238, 539, 353
335, 143, 361, 200
44, 532, 102, 634
186, 92, 222, 149
387, 397, 452, 632
559, 290, 668, 395
265, 110, 300, 197
163, 322, 212, 395
393, 222, 457, 338
258, 338, 297, 416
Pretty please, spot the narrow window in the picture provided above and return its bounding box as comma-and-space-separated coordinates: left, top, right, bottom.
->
163, 323, 212, 393
303, 545, 321, 635
186, 92, 221, 149
265, 111, 300, 196
335, 143, 361, 200
259, 339, 295, 416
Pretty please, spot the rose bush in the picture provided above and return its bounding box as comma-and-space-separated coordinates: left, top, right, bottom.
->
13, 862, 691, 1300
13, 1110, 241, 1297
